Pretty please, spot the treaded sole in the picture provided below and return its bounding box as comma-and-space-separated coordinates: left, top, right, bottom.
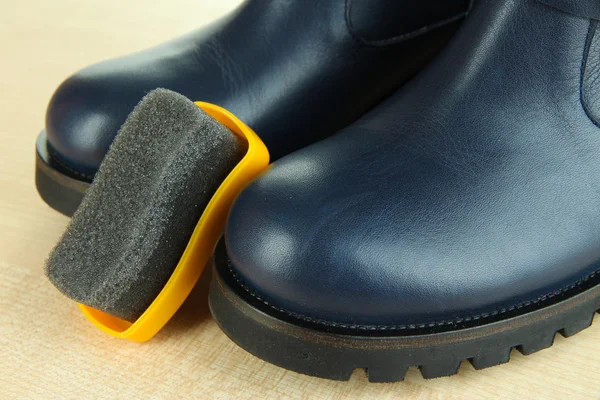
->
35, 132, 89, 216
208, 258, 600, 382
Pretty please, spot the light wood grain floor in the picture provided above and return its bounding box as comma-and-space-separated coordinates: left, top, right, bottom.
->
1, 1, 599, 399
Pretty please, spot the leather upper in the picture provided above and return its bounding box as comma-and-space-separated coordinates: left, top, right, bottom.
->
537, 0, 600, 20
44, 0, 467, 178
226, 0, 600, 326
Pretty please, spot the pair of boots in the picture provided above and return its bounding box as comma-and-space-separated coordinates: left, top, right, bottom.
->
38, 0, 600, 381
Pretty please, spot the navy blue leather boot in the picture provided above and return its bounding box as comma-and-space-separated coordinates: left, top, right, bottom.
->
210, 0, 600, 381
35, 0, 469, 216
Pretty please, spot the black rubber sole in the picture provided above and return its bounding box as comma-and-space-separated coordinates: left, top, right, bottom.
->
35, 132, 89, 216
209, 253, 600, 382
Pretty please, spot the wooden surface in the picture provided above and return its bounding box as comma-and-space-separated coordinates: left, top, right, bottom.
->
1, 1, 599, 398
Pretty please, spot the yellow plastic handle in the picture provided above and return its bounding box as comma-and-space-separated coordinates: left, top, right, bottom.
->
78, 102, 270, 342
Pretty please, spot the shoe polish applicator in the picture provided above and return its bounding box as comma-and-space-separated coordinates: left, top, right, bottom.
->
44, 88, 269, 341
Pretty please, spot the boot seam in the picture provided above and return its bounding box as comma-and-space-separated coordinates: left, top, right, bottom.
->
580, 20, 600, 129
46, 145, 94, 181
226, 259, 599, 332
344, 0, 472, 48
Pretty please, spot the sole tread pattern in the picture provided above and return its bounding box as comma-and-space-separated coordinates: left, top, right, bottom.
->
469, 348, 512, 370
210, 260, 600, 382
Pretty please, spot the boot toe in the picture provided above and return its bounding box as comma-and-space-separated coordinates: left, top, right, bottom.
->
44, 61, 147, 177
224, 149, 429, 327
224, 125, 600, 329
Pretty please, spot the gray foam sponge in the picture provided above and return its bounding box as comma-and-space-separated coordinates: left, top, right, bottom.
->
45, 88, 246, 322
